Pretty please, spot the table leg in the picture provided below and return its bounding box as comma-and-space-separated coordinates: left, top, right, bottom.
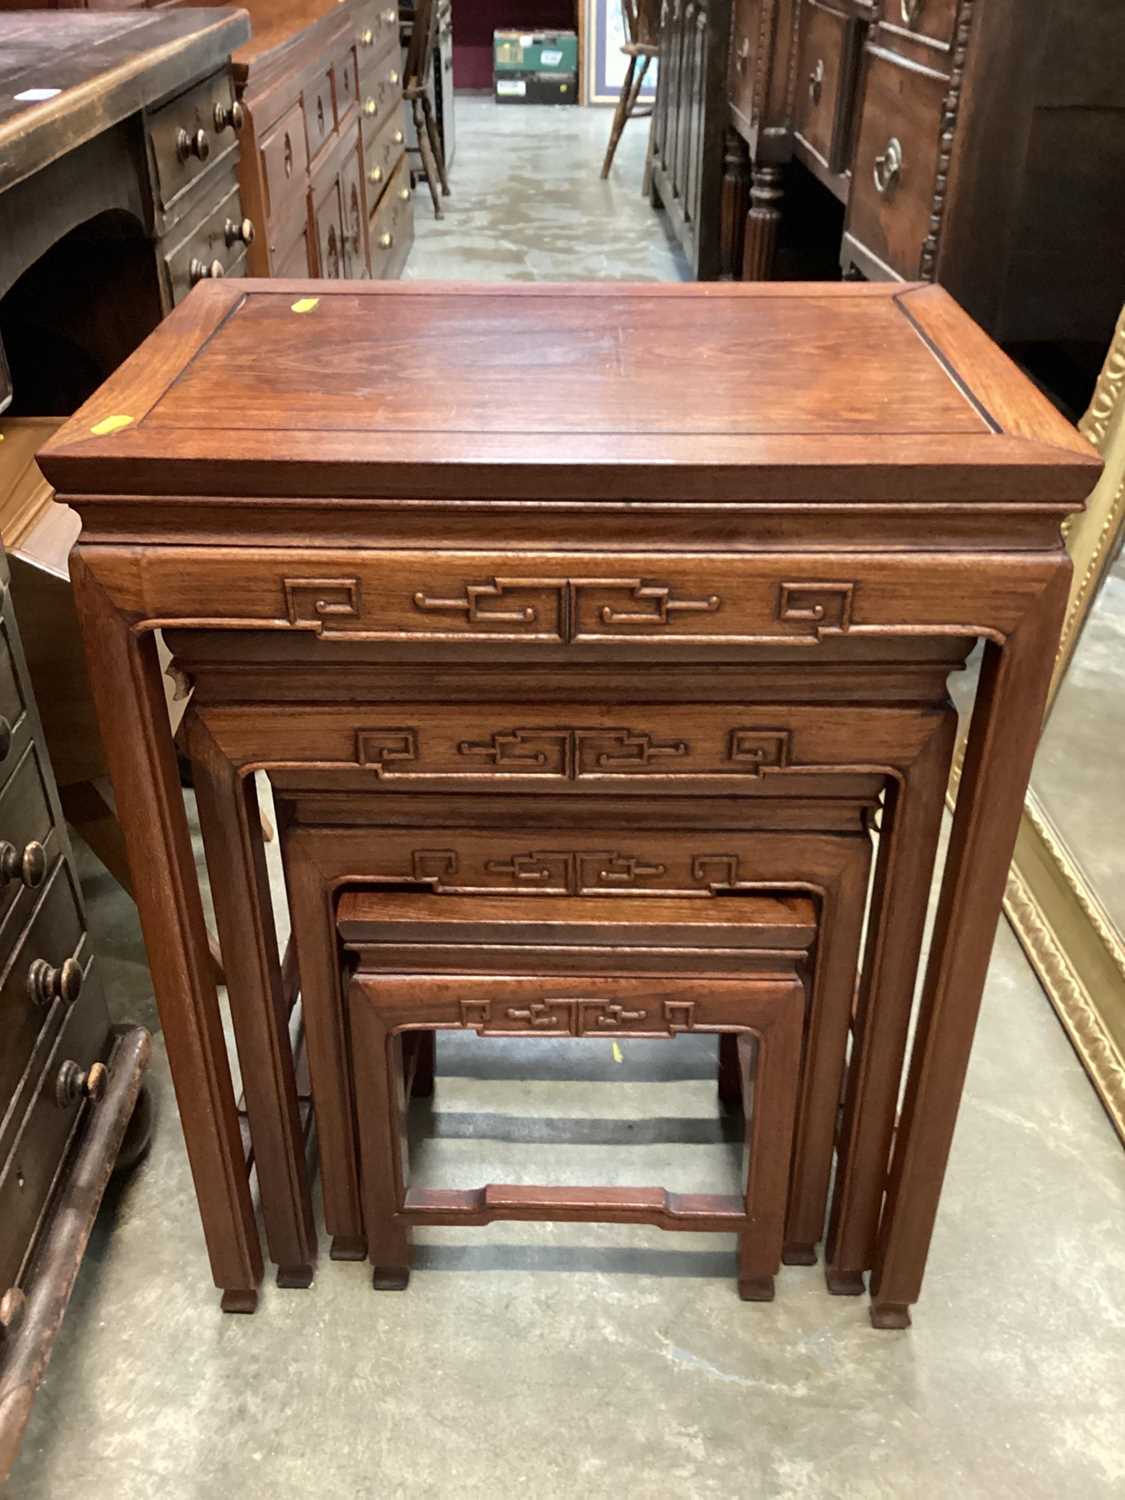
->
870, 567, 1070, 1327
71, 557, 262, 1311
348, 986, 412, 1291
187, 715, 317, 1287
825, 712, 957, 1292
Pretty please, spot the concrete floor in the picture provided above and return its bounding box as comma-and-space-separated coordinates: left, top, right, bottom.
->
10, 99, 1125, 1499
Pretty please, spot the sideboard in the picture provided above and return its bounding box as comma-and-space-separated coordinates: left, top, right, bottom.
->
715, 0, 1125, 351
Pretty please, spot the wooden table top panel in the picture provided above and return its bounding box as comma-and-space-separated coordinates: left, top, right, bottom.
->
39, 281, 1101, 507
0, 8, 251, 194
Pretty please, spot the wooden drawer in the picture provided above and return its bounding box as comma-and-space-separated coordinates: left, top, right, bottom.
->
147, 66, 240, 218
367, 155, 413, 279
275, 222, 313, 278
844, 45, 947, 278
360, 47, 403, 146
364, 105, 407, 209
880, 0, 958, 49
311, 172, 346, 280
304, 65, 337, 166
0, 741, 58, 936
0, 620, 27, 786
339, 138, 369, 280
0, 982, 108, 1293
336, 43, 361, 127
259, 100, 310, 252
355, 0, 401, 64
794, 2, 855, 174
0, 858, 85, 1128
161, 179, 250, 307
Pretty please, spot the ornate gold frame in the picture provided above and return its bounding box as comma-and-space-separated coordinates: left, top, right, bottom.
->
952, 309, 1125, 1143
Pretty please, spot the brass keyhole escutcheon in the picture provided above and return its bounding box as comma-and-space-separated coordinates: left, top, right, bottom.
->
873, 136, 904, 195
809, 58, 824, 104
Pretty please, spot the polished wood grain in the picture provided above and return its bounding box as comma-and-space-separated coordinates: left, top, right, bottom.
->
51, 281, 1099, 1325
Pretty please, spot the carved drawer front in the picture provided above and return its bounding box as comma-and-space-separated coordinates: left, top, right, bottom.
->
360, 47, 404, 148
259, 101, 310, 251
879, 0, 959, 50
147, 67, 240, 217
0, 858, 85, 1132
275, 223, 314, 278
340, 137, 370, 280
363, 105, 407, 213
367, 156, 414, 280
728, 0, 766, 129
336, 43, 362, 127
0, 979, 107, 1293
794, 2, 856, 175
304, 65, 338, 166
844, 45, 946, 278
204, 700, 942, 795
312, 173, 346, 280
354, 0, 401, 65
0, 741, 59, 936
161, 177, 250, 307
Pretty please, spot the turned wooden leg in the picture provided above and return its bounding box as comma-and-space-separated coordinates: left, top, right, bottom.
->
869, 565, 1071, 1327
719, 128, 750, 280
282, 832, 366, 1260
783, 838, 872, 1264
738, 988, 803, 1301
187, 717, 317, 1287
70, 556, 262, 1311
420, 90, 450, 198
349, 981, 412, 1289
742, 163, 784, 281
825, 712, 957, 1295
600, 55, 638, 179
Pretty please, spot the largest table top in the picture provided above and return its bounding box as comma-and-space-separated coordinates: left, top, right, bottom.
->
39, 281, 1099, 518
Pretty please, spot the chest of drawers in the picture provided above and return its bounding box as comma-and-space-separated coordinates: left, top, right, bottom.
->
720, 0, 1125, 350
39, 280, 1100, 1327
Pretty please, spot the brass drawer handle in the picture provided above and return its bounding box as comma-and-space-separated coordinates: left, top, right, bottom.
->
393, 128, 404, 144
28, 956, 83, 1008
378, 231, 393, 248
364, 98, 377, 116
213, 99, 244, 134
189, 257, 226, 285
808, 58, 824, 104
176, 126, 210, 164
736, 35, 750, 69
360, 26, 374, 45
55, 1059, 107, 1110
0, 839, 46, 890
900, 0, 924, 24
368, 165, 384, 184
873, 136, 903, 195
382, 6, 397, 21
0, 716, 11, 764
224, 216, 256, 248
389, 69, 400, 86
398, 185, 410, 202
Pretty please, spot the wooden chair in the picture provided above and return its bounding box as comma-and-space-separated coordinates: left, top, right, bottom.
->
600, 0, 661, 180
403, 0, 450, 220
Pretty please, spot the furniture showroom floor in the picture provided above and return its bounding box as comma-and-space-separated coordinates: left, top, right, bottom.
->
10, 100, 1125, 1499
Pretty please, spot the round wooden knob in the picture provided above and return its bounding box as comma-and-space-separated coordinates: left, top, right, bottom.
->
55, 1059, 108, 1110
176, 126, 210, 163
224, 216, 256, 248
189, 258, 226, 285
28, 955, 83, 1008
0, 1288, 26, 1340
0, 715, 11, 763
0, 839, 46, 890
213, 99, 244, 133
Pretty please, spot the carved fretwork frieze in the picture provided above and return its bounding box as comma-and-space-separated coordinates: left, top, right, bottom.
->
459, 999, 697, 1037
411, 576, 725, 642
457, 727, 690, 779
283, 576, 362, 633
776, 581, 855, 637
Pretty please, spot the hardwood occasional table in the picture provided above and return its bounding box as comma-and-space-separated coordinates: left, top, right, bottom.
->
37, 281, 1099, 1327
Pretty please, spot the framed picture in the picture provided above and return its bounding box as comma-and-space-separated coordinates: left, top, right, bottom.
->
585, 0, 659, 105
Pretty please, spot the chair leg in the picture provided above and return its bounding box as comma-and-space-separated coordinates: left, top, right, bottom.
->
349, 985, 413, 1288
420, 91, 450, 197
412, 95, 444, 220
600, 55, 638, 179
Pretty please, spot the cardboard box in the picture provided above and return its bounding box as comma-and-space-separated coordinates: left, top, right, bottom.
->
493, 30, 579, 75
495, 69, 578, 105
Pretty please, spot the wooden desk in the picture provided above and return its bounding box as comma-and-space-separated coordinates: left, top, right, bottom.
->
39, 281, 1100, 1326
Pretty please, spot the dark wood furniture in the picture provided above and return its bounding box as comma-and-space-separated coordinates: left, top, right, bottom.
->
721, 0, 1125, 353
600, 0, 659, 180
40, 280, 1100, 1328
341, 890, 814, 1300
0, 543, 150, 1481
648, 0, 732, 277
